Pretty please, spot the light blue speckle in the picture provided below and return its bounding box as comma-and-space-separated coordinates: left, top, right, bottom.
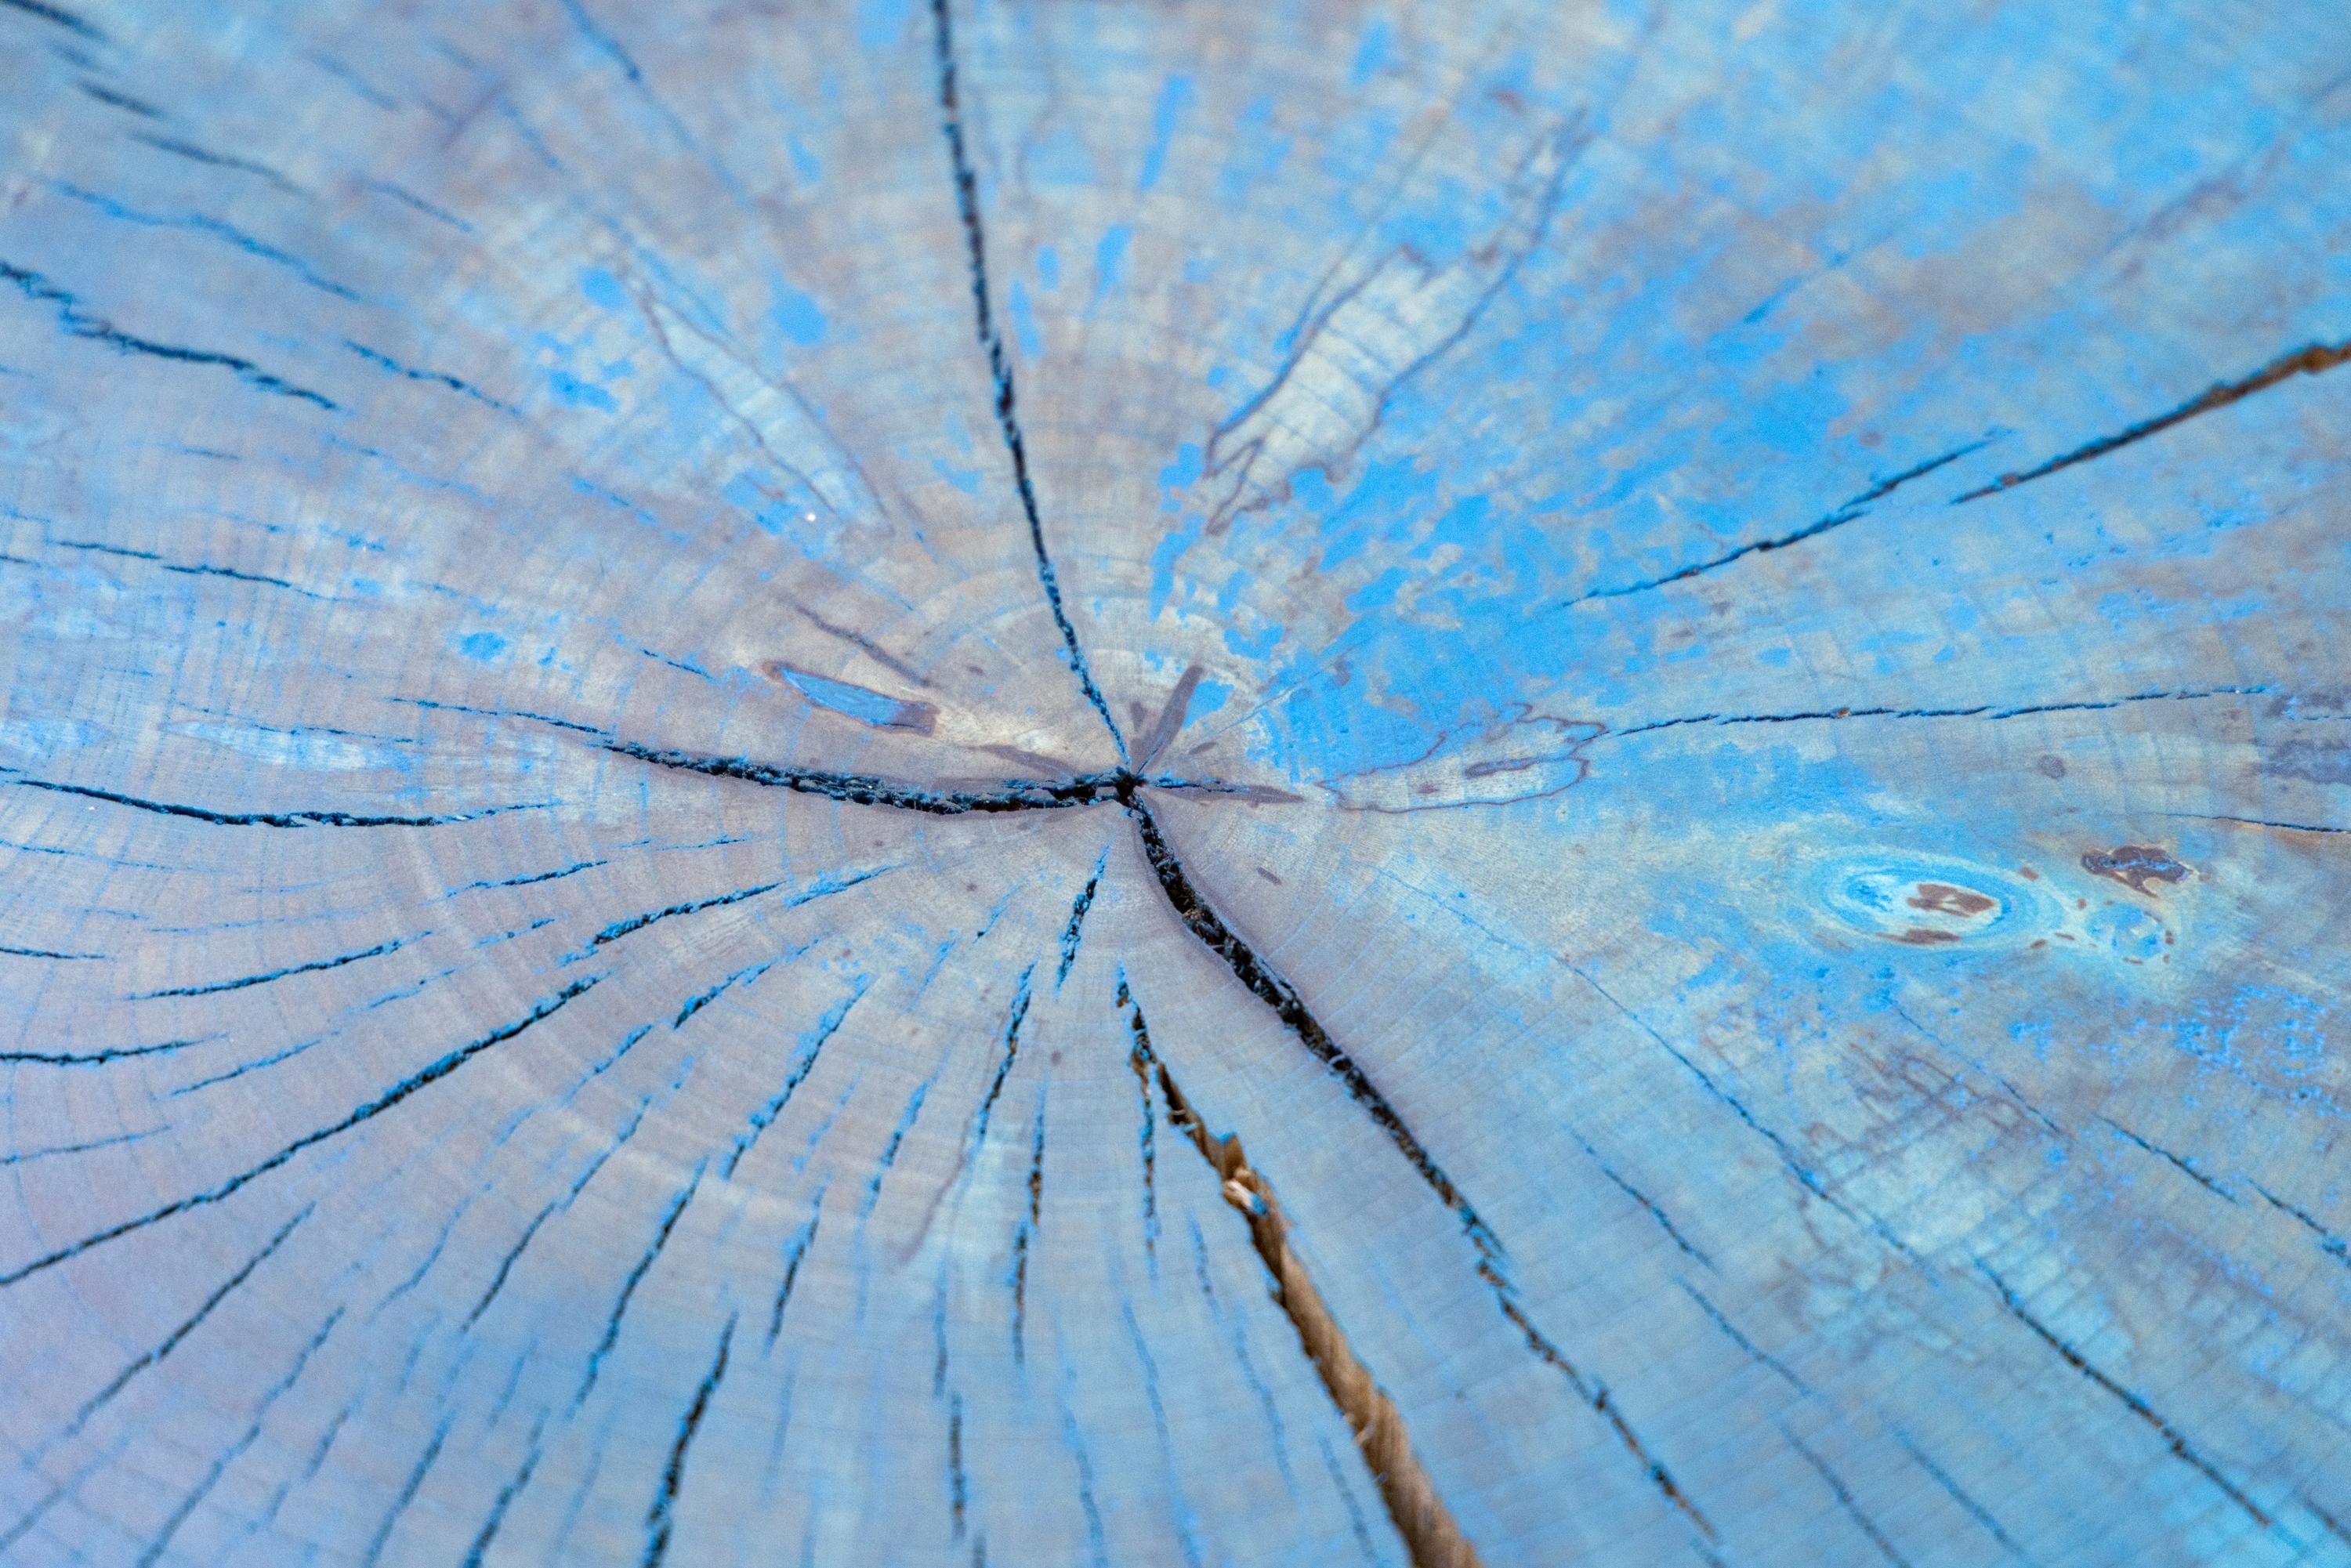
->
1140, 76, 1194, 191
1009, 280, 1042, 359
457, 631, 509, 662
771, 283, 828, 346
1349, 20, 1393, 87
1160, 442, 1204, 501
1150, 513, 1204, 618
547, 370, 616, 411
1093, 224, 1132, 306
579, 266, 628, 310
854, 0, 911, 50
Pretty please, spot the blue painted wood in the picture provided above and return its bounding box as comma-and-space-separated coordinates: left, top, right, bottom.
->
2, 0, 2347, 1563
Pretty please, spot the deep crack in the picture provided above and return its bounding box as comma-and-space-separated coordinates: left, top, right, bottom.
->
1121, 985, 1484, 1568
1118, 781, 1715, 1543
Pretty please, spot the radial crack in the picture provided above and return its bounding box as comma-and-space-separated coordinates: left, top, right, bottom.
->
1122, 987, 1481, 1568
1956, 336, 2351, 501
1603, 684, 2266, 741
1977, 1262, 2271, 1530
0, 978, 598, 1289
643, 1314, 735, 1568
1568, 437, 1990, 607
927, 0, 1129, 762
1121, 787, 1714, 1541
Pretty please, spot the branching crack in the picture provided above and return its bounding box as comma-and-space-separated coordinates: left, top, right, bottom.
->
0, 977, 598, 1289
1120, 784, 1715, 1543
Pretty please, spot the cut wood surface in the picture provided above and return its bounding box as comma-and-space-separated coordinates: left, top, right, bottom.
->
2, 0, 2349, 1563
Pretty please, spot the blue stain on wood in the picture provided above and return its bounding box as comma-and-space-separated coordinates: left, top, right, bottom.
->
0, 0, 2346, 1563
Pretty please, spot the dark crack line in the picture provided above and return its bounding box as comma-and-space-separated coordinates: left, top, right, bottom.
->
1889, 1425, 2034, 1563
1567, 959, 1918, 1263
363, 1416, 451, 1566
928, 0, 1128, 763
1977, 1262, 2271, 1530
126, 132, 302, 194
727, 981, 868, 1178
1956, 337, 2351, 502
1121, 784, 1714, 1543
462, 1413, 548, 1568
48, 1204, 313, 1457
863, 1074, 936, 1219
2158, 811, 2349, 836
2, 0, 104, 41
46, 180, 360, 302
2252, 1182, 2351, 1270
570, 866, 893, 961
1125, 988, 1482, 1567
574, 1164, 705, 1411
78, 81, 161, 119
131, 934, 415, 998
342, 339, 514, 413
766, 1203, 822, 1350
1568, 438, 1991, 608
7, 774, 538, 827
643, 1314, 734, 1568
970, 967, 1034, 1149
1779, 1423, 1915, 1568
1118, 976, 1161, 1257
463, 710, 1266, 813
0, 978, 597, 1289
1604, 684, 2266, 742
1055, 852, 1106, 989
136, 1304, 343, 1568
607, 741, 1128, 813
0, 259, 336, 408
467, 1095, 661, 1330
0, 1126, 161, 1165
0, 1034, 219, 1067
2096, 1116, 2236, 1204
1008, 1088, 1045, 1366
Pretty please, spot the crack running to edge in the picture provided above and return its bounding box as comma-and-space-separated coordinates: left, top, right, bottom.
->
1121, 979, 1483, 1568
1599, 684, 2266, 742
929, 0, 1129, 764
1955, 336, 2351, 502
1117, 780, 1715, 1544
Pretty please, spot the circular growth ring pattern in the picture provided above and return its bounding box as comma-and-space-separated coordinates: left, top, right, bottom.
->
2, 2, 2349, 1564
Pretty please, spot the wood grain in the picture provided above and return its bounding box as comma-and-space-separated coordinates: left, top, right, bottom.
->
2, 0, 2348, 1563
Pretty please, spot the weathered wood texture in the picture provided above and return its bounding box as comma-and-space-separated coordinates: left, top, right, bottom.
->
3, 0, 2349, 1563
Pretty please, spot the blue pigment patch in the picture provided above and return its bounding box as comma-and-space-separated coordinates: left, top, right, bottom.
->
1139, 76, 1194, 191
547, 369, 616, 411
579, 266, 628, 310
771, 283, 828, 346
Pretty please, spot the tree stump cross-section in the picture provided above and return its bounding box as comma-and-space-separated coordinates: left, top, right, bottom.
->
2, 0, 2349, 1564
